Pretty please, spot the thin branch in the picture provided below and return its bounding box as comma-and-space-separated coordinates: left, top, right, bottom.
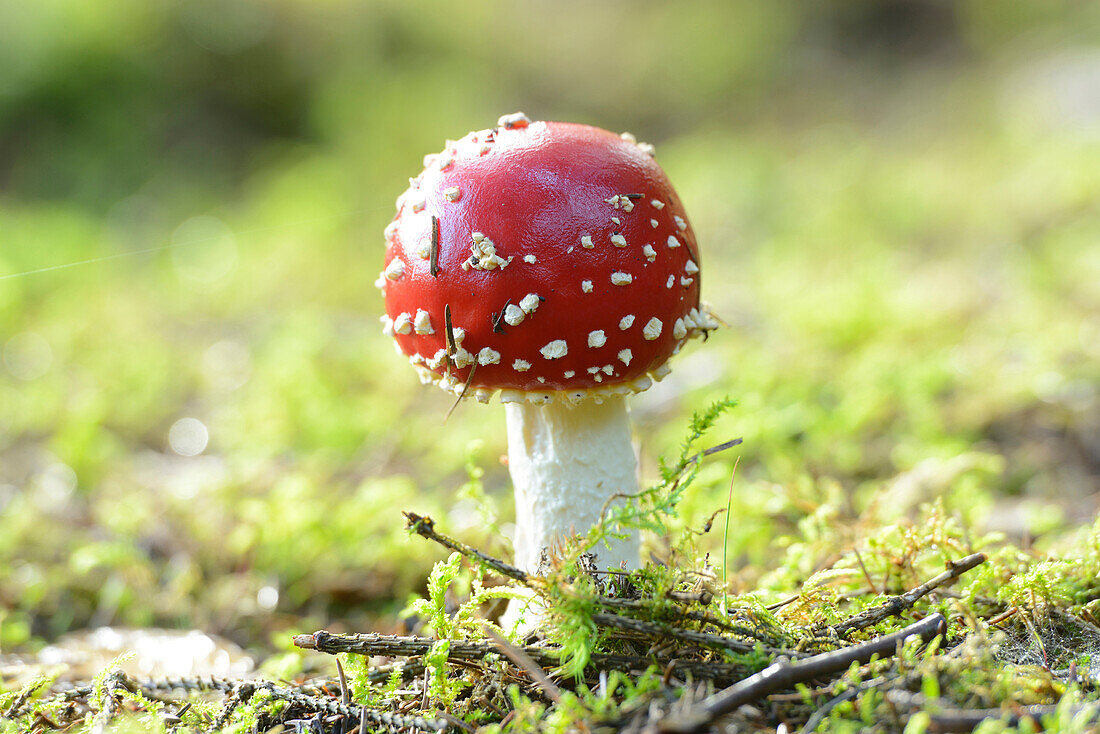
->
482, 626, 563, 704
685, 437, 743, 465
798, 675, 893, 733
404, 512, 530, 583
591, 612, 796, 658
335, 657, 350, 706
293, 630, 751, 683
444, 360, 478, 423
429, 215, 440, 277
765, 595, 800, 612
852, 547, 878, 595
652, 614, 947, 733
444, 304, 456, 355
25, 674, 449, 734
830, 554, 986, 637
885, 690, 1100, 733
987, 606, 1018, 627
593, 596, 765, 638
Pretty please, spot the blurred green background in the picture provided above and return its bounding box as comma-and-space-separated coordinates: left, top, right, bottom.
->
2, 0, 1099, 656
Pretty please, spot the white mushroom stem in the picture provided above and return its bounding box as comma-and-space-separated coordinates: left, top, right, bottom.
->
505, 395, 641, 573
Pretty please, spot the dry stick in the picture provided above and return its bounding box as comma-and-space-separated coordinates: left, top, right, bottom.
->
212, 681, 253, 729
852, 547, 878, 595
482, 626, 563, 704
443, 360, 478, 423
685, 437, 743, 465
799, 675, 893, 734
444, 304, 456, 355
224, 680, 451, 733
335, 657, 350, 706
884, 690, 1100, 733
92, 670, 135, 734
987, 606, 1018, 627
34, 675, 447, 734
296, 630, 556, 665
595, 596, 763, 637
653, 614, 947, 734
765, 595, 800, 612
591, 612, 797, 658
830, 553, 986, 638
404, 512, 529, 583
3, 678, 52, 718
429, 215, 441, 277
294, 631, 751, 683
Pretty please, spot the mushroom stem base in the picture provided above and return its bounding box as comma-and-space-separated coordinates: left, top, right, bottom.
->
505, 395, 641, 573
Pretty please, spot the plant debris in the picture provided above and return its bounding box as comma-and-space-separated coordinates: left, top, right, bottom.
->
5, 404, 1100, 732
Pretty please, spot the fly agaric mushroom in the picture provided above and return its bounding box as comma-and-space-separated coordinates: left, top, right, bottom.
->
377, 113, 718, 572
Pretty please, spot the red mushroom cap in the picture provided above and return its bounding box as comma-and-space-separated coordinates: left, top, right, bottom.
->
378, 113, 718, 403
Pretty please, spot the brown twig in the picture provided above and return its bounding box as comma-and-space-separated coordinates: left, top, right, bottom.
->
444, 304, 456, 356
294, 630, 751, 683
444, 361, 477, 423
429, 215, 440, 277
885, 690, 1100, 732
25, 675, 448, 734
591, 612, 796, 658
684, 437, 743, 465
853, 547, 878, 595
593, 596, 766, 639
91, 670, 138, 734
4, 678, 52, 719
830, 554, 986, 637
651, 614, 947, 733
765, 595, 799, 612
404, 512, 529, 583
987, 606, 1018, 627
482, 626, 563, 704
335, 657, 350, 706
